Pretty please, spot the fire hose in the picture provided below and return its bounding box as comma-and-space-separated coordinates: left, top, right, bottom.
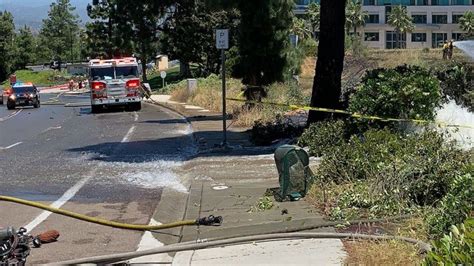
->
1, 195, 431, 264
0, 195, 222, 231
54, 232, 432, 264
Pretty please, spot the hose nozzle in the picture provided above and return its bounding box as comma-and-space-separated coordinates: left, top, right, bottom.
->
196, 215, 223, 226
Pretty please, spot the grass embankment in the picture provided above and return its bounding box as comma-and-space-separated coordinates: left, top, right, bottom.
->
1, 69, 66, 87
164, 48, 473, 128
148, 66, 181, 91
167, 74, 306, 127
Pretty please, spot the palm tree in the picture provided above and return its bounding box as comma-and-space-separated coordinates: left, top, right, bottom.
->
345, 0, 368, 36
307, 2, 320, 38
387, 5, 414, 49
292, 17, 312, 40
459, 11, 474, 38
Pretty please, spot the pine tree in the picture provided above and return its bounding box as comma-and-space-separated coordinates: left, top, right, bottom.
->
39, 0, 80, 65
86, 0, 174, 81
85, 0, 134, 58
0, 11, 15, 82
117, 0, 175, 81
233, 0, 294, 91
160, 0, 240, 77
14, 26, 36, 70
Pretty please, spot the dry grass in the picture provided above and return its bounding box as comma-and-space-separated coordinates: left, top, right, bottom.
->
168, 48, 469, 128
306, 181, 429, 265
368, 48, 470, 69
343, 239, 424, 265
343, 217, 428, 265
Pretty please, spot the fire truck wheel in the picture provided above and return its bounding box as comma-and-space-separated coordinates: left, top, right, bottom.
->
91, 105, 102, 113
129, 102, 141, 111
134, 102, 142, 111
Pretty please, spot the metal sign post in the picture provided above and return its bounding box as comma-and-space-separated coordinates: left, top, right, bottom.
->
216, 29, 229, 146
160, 71, 167, 89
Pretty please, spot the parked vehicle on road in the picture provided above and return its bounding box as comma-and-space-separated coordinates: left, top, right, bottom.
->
88, 57, 142, 113
6, 83, 40, 110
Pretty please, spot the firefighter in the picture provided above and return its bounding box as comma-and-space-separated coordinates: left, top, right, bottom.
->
68, 79, 75, 91
442, 41, 449, 60
447, 40, 454, 60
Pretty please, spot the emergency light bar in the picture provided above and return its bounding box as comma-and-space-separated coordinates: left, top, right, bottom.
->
89, 58, 137, 66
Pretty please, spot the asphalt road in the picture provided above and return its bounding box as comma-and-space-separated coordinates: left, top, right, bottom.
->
0, 93, 195, 263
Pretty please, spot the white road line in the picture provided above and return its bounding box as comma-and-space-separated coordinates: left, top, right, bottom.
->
41, 126, 62, 134
121, 112, 139, 143
23, 113, 139, 232
1, 142, 23, 150
24, 175, 93, 232
0, 109, 23, 122
121, 126, 136, 143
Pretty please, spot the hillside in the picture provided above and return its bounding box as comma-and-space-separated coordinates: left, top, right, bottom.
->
0, 0, 90, 31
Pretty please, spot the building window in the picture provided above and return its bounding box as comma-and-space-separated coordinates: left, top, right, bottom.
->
365, 32, 380, 41
417, 0, 428, 5
432, 33, 448, 48
452, 32, 464, 41
431, 0, 449, 5
412, 33, 427, 42
365, 14, 380, 23
452, 14, 463, 24
451, 0, 470, 5
432, 14, 448, 24
364, 0, 376, 5
386, 31, 406, 49
412, 14, 427, 24
295, 0, 320, 5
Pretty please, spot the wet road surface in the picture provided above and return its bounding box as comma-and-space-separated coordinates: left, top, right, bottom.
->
0, 92, 195, 263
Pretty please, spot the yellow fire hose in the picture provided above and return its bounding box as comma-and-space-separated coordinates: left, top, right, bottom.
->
0, 195, 222, 231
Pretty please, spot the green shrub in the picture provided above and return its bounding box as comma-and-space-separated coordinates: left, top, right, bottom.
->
315, 129, 470, 217
435, 63, 474, 112
345, 36, 368, 59
423, 218, 474, 266
426, 173, 474, 237
298, 120, 346, 157
285, 45, 305, 81
348, 65, 442, 130
299, 38, 318, 57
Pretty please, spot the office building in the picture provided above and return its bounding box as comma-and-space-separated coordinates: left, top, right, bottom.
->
295, 0, 474, 49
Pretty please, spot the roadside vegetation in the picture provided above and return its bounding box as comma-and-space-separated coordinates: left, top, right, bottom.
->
298, 63, 473, 263
0, 69, 67, 87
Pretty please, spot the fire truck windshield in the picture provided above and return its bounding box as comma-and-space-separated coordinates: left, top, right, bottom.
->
90, 67, 114, 80
116, 66, 138, 79
90, 66, 139, 80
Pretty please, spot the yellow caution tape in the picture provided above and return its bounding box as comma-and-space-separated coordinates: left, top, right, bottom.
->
226, 98, 474, 130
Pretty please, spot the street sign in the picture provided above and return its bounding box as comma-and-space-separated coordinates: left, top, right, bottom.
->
160, 71, 167, 79
160, 71, 167, 88
215, 29, 229, 147
216, 29, 229, 50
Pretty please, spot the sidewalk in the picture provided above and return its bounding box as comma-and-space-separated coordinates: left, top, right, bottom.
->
141, 95, 347, 265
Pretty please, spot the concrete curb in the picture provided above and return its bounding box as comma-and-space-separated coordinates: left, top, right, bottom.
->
144, 99, 199, 146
